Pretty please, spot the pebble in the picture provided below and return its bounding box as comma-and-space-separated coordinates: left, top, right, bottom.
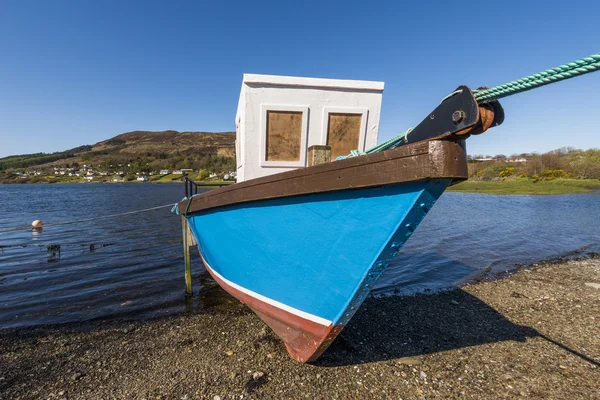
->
252, 371, 265, 380
419, 371, 427, 381
71, 372, 83, 381
585, 282, 600, 289
123, 326, 135, 334
214, 396, 221, 400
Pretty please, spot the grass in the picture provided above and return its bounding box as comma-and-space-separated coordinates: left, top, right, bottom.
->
193, 180, 234, 188
150, 174, 184, 182
447, 178, 600, 195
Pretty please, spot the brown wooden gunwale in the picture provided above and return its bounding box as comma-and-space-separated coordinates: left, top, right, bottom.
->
180, 139, 468, 215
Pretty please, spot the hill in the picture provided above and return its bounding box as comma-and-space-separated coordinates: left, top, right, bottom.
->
0, 130, 236, 183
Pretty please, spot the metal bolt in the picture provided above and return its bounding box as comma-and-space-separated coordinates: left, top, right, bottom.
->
452, 110, 465, 124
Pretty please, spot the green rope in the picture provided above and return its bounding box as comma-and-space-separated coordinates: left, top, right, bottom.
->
336, 128, 413, 160
338, 52, 600, 159
474, 53, 600, 103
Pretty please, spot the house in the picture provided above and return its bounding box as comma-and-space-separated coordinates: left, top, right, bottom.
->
112, 176, 124, 182
209, 173, 217, 178
180, 168, 193, 174
224, 174, 230, 180
172, 170, 183, 175
136, 175, 149, 182
235, 74, 384, 182
84, 176, 95, 181
509, 158, 528, 163
160, 169, 171, 175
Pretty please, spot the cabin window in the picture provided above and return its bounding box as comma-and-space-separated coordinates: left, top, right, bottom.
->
322, 108, 369, 160
266, 111, 303, 161
260, 105, 309, 168
327, 113, 362, 159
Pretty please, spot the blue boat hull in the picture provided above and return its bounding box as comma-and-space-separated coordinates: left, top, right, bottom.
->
187, 178, 451, 361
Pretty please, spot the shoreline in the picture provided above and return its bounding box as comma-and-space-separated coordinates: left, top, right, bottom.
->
3, 178, 600, 196
0, 179, 234, 187
2, 257, 598, 399
447, 178, 600, 195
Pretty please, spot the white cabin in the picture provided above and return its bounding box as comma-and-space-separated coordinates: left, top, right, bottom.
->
235, 74, 384, 182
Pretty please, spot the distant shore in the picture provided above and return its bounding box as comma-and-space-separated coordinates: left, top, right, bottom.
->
1, 256, 598, 399
448, 178, 600, 195
0, 176, 234, 187
5, 176, 600, 195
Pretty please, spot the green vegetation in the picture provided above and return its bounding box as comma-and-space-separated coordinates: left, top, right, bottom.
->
150, 174, 186, 183
457, 147, 600, 194
448, 178, 600, 195
468, 148, 600, 180
0, 145, 93, 171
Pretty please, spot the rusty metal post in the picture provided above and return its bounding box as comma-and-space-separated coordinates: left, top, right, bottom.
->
308, 145, 332, 166
181, 214, 193, 296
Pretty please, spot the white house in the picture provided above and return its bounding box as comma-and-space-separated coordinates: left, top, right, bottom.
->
160, 169, 171, 175
136, 175, 149, 182
235, 74, 384, 182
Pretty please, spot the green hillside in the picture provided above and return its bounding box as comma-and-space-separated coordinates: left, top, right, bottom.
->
0, 130, 236, 183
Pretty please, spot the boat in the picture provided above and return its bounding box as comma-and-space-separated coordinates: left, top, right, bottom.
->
176, 77, 504, 362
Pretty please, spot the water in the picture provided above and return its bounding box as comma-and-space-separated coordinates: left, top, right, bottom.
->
0, 184, 599, 328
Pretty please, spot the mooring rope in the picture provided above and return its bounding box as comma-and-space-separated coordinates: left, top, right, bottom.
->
474, 53, 600, 103
0, 203, 175, 234
338, 52, 600, 159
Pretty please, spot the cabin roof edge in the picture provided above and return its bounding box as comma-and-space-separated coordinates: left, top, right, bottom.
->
242, 73, 385, 91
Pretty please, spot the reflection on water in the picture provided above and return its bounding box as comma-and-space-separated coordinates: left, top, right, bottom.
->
0, 184, 599, 328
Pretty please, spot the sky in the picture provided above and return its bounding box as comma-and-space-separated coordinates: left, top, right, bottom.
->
0, 0, 599, 158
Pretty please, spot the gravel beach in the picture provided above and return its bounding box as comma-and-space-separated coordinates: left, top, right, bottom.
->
1, 257, 599, 399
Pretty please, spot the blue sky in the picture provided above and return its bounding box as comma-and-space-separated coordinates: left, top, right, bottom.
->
0, 0, 598, 158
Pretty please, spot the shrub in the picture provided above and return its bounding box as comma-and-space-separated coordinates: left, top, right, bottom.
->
475, 163, 513, 181
540, 169, 571, 179
498, 167, 515, 177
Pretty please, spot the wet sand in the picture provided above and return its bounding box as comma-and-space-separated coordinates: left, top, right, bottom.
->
1, 257, 599, 399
